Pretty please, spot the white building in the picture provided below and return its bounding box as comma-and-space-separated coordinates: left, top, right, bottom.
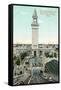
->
31, 9, 39, 56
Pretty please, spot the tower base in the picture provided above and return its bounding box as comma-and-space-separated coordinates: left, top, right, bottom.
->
32, 49, 39, 57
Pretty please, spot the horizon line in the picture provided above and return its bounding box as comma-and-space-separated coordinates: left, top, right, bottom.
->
13, 43, 58, 44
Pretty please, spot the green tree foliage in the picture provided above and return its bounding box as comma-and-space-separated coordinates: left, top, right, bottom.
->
55, 47, 58, 51
20, 71, 22, 74
45, 60, 58, 75
16, 58, 20, 65
13, 55, 17, 60
54, 53, 57, 58
21, 52, 28, 60
44, 52, 49, 58
44, 52, 53, 58
49, 54, 53, 58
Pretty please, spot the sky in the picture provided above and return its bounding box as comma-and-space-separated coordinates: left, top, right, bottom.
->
13, 5, 58, 44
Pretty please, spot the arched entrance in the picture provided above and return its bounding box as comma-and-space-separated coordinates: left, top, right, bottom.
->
34, 51, 36, 56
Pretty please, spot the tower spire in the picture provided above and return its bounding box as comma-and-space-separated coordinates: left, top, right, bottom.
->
32, 9, 38, 19
31, 9, 39, 26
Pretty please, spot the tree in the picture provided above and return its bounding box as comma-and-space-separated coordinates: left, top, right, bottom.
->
54, 53, 57, 58
44, 52, 49, 58
45, 60, 58, 75
55, 47, 58, 51
49, 53, 53, 58
13, 55, 17, 60
21, 52, 28, 60
44, 52, 54, 58
15, 58, 20, 65
20, 71, 22, 74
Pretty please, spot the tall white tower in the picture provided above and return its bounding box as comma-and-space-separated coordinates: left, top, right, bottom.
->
31, 9, 39, 57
